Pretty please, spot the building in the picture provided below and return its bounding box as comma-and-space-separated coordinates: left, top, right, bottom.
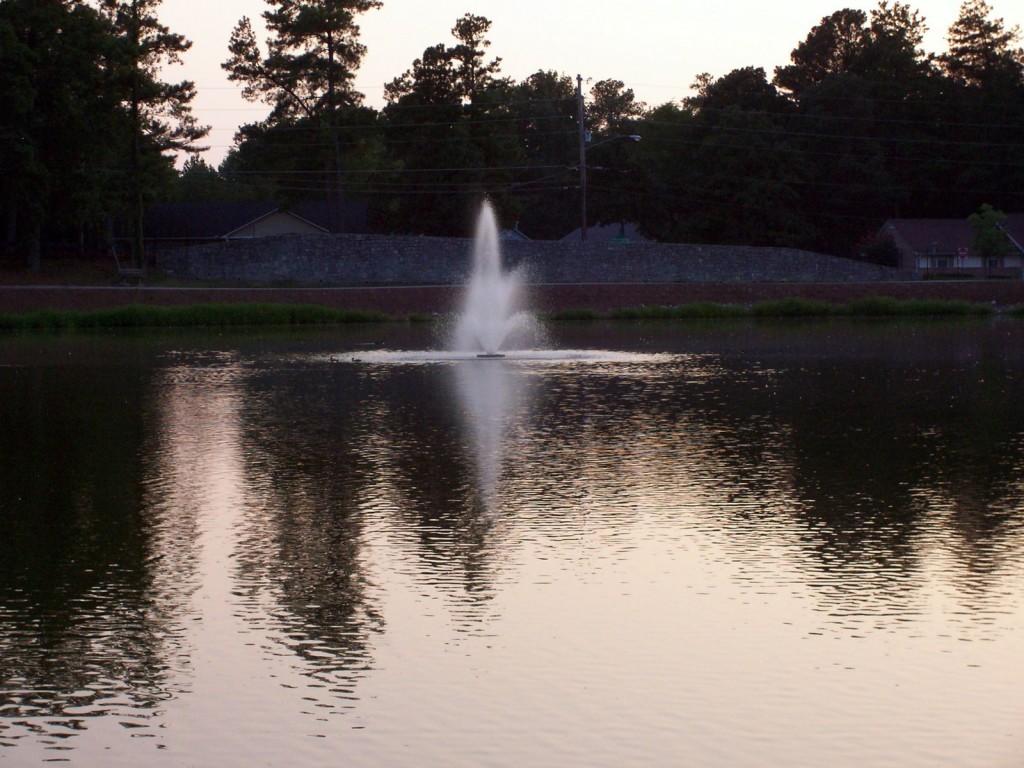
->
882, 214, 1024, 277
499, 224, 531, 242
559, 222, 648, 243
139, 199, 369, 250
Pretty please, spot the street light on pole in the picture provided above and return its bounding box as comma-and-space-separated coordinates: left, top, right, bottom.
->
576, 75, 641, 242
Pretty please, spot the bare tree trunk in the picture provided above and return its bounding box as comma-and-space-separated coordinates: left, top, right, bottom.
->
4, 207, 16, 247
27, 220, 41, 272
129, 1, 146, 272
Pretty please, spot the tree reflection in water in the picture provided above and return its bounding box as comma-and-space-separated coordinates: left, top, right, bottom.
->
0, 345, 181, 746
233, 361, 384, 701
1, 322, 1023, 766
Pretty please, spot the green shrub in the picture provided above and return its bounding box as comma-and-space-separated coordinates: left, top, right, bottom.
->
842, 297, 993, 316
0, 303, 396, 330
608, 305, 675, 320
749, 298, 833, 317
548, 308, 601, 322
840, 296, 903, 316
904, 299, 992, 316
668, 302, 747, 319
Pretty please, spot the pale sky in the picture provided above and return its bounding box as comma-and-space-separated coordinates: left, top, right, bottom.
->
156, 0, 1002, 166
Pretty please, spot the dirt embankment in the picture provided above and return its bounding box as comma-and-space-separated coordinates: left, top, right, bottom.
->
2, 280, 1024, 316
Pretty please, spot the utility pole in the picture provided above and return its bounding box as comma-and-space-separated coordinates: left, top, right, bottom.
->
577, 74, 588, 243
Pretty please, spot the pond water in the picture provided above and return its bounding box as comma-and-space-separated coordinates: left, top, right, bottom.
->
1, 320, 1023, 767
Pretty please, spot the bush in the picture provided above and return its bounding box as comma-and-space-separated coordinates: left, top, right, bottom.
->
547, 308, 601, 322
608, 303, 746, 320
0, 303, 396, 330
749, 298, 833, 317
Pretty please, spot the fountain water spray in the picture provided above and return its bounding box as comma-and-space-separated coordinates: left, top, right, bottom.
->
448, 201, 541, 514
452, 201, 538, 356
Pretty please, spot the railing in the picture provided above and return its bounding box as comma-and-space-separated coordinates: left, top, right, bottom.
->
111, 244, 145, 284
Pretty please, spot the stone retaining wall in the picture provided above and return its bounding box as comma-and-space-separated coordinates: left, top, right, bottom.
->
157, 234, 915, 286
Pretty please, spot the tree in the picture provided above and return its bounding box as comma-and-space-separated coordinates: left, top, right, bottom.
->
770, 4, 943, 252
774, 8, 871, 96
223, 0, 383, 231
165, 155, 250, 202
578, 79, 646, 234
587, 79, 645, 135
219, 106, 390, 225
448, 13, 503, 102
934, 2, 1024, 217
792, 73, 897, 254
381, 15, 519, 235
651, 67, 815, 247
98, 0, 208, 268
865, 1, 931, 83
939, 0, 1024, 87
626, 65, 820, 246
857, 233, 903, 267
0, 0, 56, 268
628, 101, 699, 242
505, 71, 579, 238
693, 91, 813, 246
384, 13, 504, 107
224, 0, 382, 120
689, 65, 790, 115
774, 3, 933, 98
968, 203, 1011, 260
0, 0, 189, 269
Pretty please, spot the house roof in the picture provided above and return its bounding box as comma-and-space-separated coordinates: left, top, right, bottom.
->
882, 218, 977, 256
559, 222, 648, 243
288, 199, 369, 234
1002, 214, 1024, 253
499, 227, 531, 242
883, 214, 1024, 256
144, 201, 274, 239
221, 204, 329, 238
143, 199, 368, 239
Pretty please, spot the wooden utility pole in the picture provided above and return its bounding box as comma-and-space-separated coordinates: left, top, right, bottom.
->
577, 74, 588, 243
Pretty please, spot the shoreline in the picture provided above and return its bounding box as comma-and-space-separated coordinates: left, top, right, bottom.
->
2, 280, 1024, 316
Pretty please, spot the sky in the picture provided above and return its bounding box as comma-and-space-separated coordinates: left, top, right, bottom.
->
155, 0, 1005, 166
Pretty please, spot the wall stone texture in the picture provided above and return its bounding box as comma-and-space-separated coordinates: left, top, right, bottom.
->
157, 233, 915, 286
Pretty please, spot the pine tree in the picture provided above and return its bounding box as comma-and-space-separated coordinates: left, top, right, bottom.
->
224, 0, 382, 119
224, 0, 383, 231
98, 0, 208, 268
382, 15, 519, 235
940, 0, 1024, 87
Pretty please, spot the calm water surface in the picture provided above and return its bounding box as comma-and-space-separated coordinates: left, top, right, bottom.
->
1, 320, 1023, 767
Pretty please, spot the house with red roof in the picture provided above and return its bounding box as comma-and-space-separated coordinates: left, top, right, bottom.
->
881, 214, 1024, 278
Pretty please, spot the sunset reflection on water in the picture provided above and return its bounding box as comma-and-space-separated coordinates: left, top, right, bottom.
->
1, 321, 1023, 767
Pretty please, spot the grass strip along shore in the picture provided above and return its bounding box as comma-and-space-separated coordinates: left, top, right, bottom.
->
0, 303, 401, 331
0, 297, 1015, 331
595, 296, 1000, 320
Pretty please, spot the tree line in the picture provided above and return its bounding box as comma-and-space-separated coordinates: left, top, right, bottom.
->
2, 0, 1023, 269
0, 0, 206, 268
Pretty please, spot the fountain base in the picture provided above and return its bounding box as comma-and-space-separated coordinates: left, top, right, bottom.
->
476, 353, 506, 359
